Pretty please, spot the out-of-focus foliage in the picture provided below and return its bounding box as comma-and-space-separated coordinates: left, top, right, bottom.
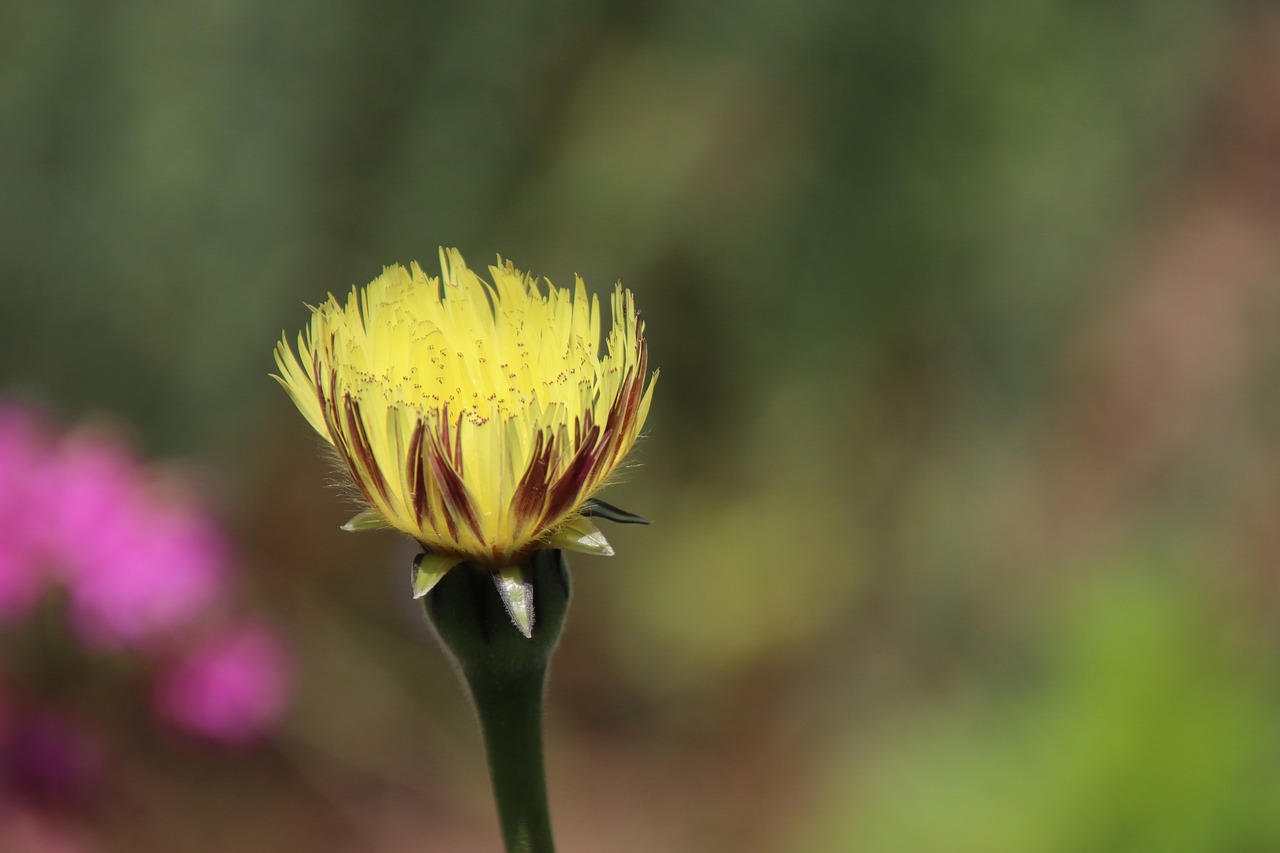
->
0, 1, 1226, 450
804, 568, 1280, 852
5, 0, 1280, 849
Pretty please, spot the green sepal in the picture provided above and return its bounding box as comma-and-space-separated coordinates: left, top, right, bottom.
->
581, 498, 650, 525
494, 566, 536, 638
341, 508, 392, 532
412, 552, 464, 599
544, 517, 614, 556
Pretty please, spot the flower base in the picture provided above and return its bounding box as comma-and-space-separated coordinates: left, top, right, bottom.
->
423, 549, 571, 853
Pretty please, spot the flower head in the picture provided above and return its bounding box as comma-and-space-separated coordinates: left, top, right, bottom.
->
274, 249, 656, 595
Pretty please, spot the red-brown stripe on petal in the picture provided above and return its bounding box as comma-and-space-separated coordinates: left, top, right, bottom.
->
543, 424, 601, 522
322, 367, 341, 433
601, 368, 635, 438
512, 430, 552, 527
328, 432, 363, 500
406, 420, 429, 526
427, 451, 459, 543
585, 427, 619, 487
547, 449, 605, 525
324, 372, 361, 479
630, 340, 649, 420
437, 404, 452, 465
453, 411, 464, 476
317, 373, 369, 504
585, 374, 632, 477
601, 344, 648, 471
345, 394, 392, 506
426, 435, 483, 542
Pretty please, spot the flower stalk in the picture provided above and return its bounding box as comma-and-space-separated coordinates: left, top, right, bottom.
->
274, 250, 656, 849
424, 549, 571, 853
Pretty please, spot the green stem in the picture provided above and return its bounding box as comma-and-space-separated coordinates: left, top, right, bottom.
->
424, 550, 570, 853
470, 659, 554, 853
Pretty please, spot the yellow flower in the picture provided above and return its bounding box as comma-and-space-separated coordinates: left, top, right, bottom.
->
273, 249, 656, 610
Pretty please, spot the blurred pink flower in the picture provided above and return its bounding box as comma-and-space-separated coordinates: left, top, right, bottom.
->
0, 406, 53, 622
0, 398, 294, 752
40, 432, 142, 553
1, 405, 232, 645
152, 624, 291, 745
41, 433, 229, 651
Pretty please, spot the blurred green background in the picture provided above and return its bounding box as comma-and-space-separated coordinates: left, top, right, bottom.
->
5, 0, 1280, 850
